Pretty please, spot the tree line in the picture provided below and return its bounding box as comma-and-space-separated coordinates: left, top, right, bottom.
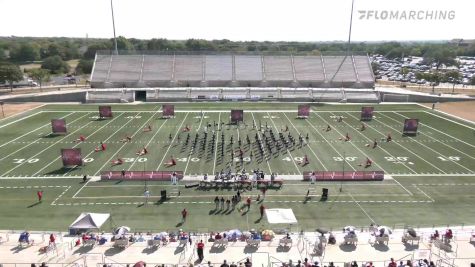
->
1, 36, 475, 89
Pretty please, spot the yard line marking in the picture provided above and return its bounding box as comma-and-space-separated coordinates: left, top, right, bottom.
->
390, 112, 475, 154
0, 113, 85, 161
0, 112, 75, 149
41, 110, 422, 113
250, 112, 272, 174
412, 185, 435, 202
374, 113, 474, 173
351, 112, 447, 174
342, 112, 416, 174
347, 192, 376, 224
94, 109, 161, 176
38, 112, 127, 176
0, 111, 42, 129
282, 112, 327, 171
1, 112, 93, 176
127, 116, 168, 171
155, 112, 189, 171
51, 186, 71, 205
0, 104, 45, 123
423, 110, 475, 131
267, 112, 301, 175
306, 113, 356, 171
183, 112, 205, 176
211, 112, 222, 176
321, 112, 394, 174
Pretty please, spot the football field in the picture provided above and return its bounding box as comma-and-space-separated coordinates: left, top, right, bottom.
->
0, 102, 474, 232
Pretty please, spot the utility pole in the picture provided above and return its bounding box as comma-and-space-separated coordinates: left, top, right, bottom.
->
110, 0, 118, 55
346, 0, 355, 56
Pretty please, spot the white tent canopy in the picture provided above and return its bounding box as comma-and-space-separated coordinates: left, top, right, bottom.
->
69, 212, 110, 230
265, 209, 298, 224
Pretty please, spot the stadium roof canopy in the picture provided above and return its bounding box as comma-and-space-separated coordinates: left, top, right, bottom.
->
90, 52, 374, 88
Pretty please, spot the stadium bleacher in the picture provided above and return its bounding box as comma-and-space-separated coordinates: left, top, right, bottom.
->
90, 53, 374, 88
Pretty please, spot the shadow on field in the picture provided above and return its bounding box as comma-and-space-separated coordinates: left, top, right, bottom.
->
45, 167, 71, 175
27, 202, 41, 208
104, 246, 124, 256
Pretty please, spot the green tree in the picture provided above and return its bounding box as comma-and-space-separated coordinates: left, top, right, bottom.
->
114, 36, 134, 51
75, 59, 93, 74
444, 70, 461, 93
84, 42, 111, 59
425, 71, 443, 93
423, 47, 456, 70
0, 62, 24, 91
41, 56, 70, 74
147, 38, 172, 51
10, 43, 40, 61
0, 48, 6, 61
29, 68, 50, 89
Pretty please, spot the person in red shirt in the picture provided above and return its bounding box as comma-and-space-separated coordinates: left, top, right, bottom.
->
303, 155, 309, 165
197, 240, 204, 261
136, 147, 148, 156
388, 258, 396, 267
144, 125, 152, 132
76, 135, 86, 142
49, 233, 56, 247
181, 208, 188, 223
37, 190, 43, 202
183, 125, 191, 132
259, 204, 265, 218
246, 197, 251, 211
111, 158, 123, 166
165, 156, 177, 167
365, 158, 372, 168
95, 142, 107, 152
372, 139, 378, 149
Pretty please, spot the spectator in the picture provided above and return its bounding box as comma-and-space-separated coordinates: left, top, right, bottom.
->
230, 262, 237, 267
295, 260, 302, 267
215, 233, 222, 240
328, 263, 335, 267
303, 258, 310, 267
398, 261, 405, 267
366, 262, 374, 267
220, 260, 229, 267
197, 240, 204, 261
406, 260, 413, 267
430, 230, 439, 240
388, 258, 397, 267
350, 262, 357, 267
245, 258, 252, 267
444, 229, 453, 241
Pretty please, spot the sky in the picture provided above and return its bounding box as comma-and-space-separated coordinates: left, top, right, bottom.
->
0, 0, 473, 42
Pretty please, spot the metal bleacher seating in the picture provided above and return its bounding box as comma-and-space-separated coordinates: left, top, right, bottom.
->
90, 53, 374, 89
293, 56, 325, 86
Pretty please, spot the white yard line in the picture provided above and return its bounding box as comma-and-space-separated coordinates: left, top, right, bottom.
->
412, 185, 435, 202
1, 112, 93, 176
347, 192, 376, 224
281, 112, 327, 171
182, 112, 205, 175
40, 110, 422, 113
155, 112, 190, 171
250, 112, 273, 174
308, 112, 358, 171
373, 114, 474, 173
0, 111, 41, 129
0, 104, 45, 123
0, 113, 85, 161
72, 180, 91, 199
423, 110, 475, 130
63, 113, 131, 175
319, 112, 390, 172
94, 110, 160, 176
211, 112, 222, 176
35, 112, 127, 176
342, 112, 417, 174
126, 120, 168, 171
267, 112, 301, 175
391, 112, 475, 151
347, 112, 447, 174
0, 112, 75, 149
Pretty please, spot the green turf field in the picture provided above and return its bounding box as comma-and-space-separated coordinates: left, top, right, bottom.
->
0, 103, 474, 232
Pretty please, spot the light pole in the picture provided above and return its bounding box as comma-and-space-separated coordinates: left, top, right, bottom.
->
110, 0, 118, 55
